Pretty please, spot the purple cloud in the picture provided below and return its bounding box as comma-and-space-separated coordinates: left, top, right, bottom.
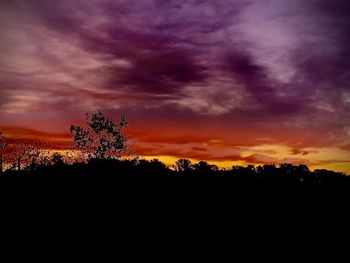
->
0, 0, 350, 170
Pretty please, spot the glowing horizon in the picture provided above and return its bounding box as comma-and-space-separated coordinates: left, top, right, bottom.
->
1, 126, 349, 173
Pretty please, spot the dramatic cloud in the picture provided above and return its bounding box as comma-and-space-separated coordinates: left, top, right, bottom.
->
0, 0, 349, 172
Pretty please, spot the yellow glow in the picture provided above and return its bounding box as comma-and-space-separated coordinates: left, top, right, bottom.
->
142, 144, 350, 174
143, 155, 253, 169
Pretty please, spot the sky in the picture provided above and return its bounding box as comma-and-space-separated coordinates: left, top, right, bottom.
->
0, 0, 350, 173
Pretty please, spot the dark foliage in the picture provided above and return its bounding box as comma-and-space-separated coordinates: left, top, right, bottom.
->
1, 157, 348, 184
70, 111, 128, 160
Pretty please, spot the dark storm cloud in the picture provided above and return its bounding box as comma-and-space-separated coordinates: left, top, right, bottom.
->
7, 0, 246, 95
224, 49, 307, 114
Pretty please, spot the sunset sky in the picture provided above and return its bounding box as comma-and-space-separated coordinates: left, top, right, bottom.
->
0, 0, 350, 173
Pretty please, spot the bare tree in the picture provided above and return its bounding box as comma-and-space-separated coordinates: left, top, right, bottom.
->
10, 140, 40, 171
70, 111, 128, 160
0, 132, 8, 174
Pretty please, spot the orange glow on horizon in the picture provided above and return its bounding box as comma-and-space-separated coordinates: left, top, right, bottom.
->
1, 126, 349, 174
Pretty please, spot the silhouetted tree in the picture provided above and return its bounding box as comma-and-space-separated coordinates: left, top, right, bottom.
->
135, 159, 170, 176
294, 164, 311, 183
10, 140, 40, 171
0, 132, 8, 174
51, 152, 65, 166
230, 165, 257, 182
314, 169, 346, 184
279, 163, 294, 176
36, 142, 53, 167
174, 159, 192, 173
150, 159, 167, 170
70, 111, 128, 160
256, 164, 279, 182
193, 161, 218, 175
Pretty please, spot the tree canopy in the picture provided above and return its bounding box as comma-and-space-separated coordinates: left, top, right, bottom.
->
70, 111, 128, 160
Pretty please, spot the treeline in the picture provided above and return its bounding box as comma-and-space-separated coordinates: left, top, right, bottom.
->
1, 157, 348, 184
0, 111, 348, 183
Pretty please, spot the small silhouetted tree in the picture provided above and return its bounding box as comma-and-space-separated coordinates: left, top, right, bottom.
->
150, 159, 167, 170
51, 152, 65, 166
256, 164, 279, 182
280, 163, 294, 175
0, 132, 8, 174
295, 164, 311, 183
70, 111, 128, 160
174, 159, 192, 173
193, 161, 218, 175
10, 140, 40, 171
